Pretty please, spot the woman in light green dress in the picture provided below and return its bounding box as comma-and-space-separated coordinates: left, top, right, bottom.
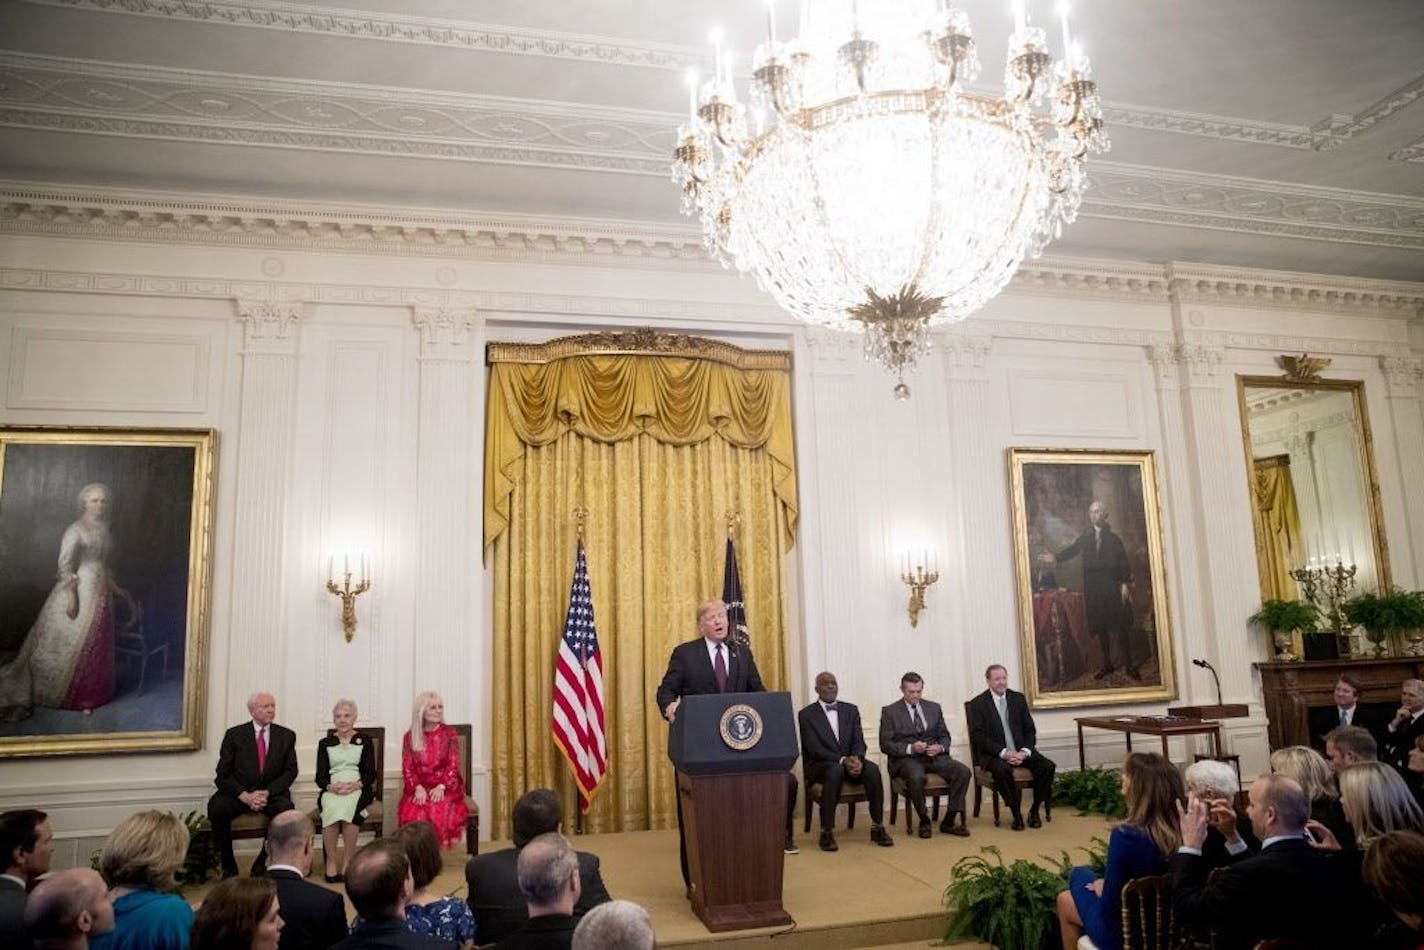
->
316, 697, 376, 882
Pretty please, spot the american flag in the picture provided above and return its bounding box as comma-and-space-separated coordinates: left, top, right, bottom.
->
550, 539, 608, 812
722, 536, 750, 648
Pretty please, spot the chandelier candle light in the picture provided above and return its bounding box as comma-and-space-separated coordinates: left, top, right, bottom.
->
673, 0, 1108, 397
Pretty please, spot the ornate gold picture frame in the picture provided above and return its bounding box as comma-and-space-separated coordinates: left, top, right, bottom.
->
1008, 448, 1177, 707
0, 427, 217, 757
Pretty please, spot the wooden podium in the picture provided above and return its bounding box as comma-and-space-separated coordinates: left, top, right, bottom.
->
668, 691, 798, 932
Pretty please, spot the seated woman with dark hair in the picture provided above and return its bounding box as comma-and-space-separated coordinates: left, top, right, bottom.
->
1055, 753, 1185, 950
190, 877, 283, 950
389, 821, 474, 948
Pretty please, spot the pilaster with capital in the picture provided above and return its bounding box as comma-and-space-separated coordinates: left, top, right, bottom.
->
411, 307, 483, 700
228, 300, 306, 699
1379, 354, 1424, 580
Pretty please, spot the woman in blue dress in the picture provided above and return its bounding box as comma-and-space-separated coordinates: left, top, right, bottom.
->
1056, 752, 1185, 950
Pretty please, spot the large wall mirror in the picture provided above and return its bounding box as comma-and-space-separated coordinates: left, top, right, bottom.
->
1237, 368, 1390, 608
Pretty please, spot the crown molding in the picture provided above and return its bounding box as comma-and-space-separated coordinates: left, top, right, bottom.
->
1167, 262, 1424, 318
1311, 73, 1424, 150
21, 0, 702, 71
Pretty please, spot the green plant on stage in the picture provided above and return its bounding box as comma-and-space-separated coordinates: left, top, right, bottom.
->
1044, 835, 1109, 882
1052, 768, 1126, 818
943, 846, 1064, 949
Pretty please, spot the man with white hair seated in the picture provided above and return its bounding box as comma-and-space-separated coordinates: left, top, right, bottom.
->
1182, 758, 1256, 868
571, 901, 654, 950
24, 868, 115, 950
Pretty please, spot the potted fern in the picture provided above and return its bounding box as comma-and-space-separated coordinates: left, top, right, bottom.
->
1248, 599, 1320, 662
1343, 588, 1424, 658
944, 842, 1108, 949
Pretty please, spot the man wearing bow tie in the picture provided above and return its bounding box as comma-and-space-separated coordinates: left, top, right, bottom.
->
880, 672, 971, 838
966, 664, 1055, 831
798, 671, 894, 852
207, 691, 299, 878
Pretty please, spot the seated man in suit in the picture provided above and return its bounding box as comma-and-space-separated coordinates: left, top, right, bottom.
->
965, 664, 1055, 831
798, 671, 894, 852
207, 691, 299, 877
334, 840, 452, 950
467, 789, 611, 945
1325, 724, 1377, 774
263, 810, 347, 950
1308, 674, 1382, 751
879, 671, 971, 838
1173, 774, 1341, 950
1, 809, 54, 946
23, 868, 114, 950
496, 833, 580, 950
1384, 680, 1424, 772
655, 599, 799, 870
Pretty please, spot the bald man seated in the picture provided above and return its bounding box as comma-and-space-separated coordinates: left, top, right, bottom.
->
24, 868, 114, 950
208, 691, 299, 877
265, 810, 347, 950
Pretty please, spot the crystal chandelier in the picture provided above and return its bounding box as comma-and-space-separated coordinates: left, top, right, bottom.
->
672, 0, 1108, 397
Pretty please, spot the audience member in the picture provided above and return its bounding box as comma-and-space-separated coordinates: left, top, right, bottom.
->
879, 671, 971, 838
397, 692, 469, 851
1182, 758, 1255, 867
1309, 674, 1382, 748
208, 692, 299, 877
91, 810, 194, 950
1173, 774, 1338, 950
1384, 680, 1424, 772
797, 671, 894, 851
570, 901, 653, 950
1270, 744, 1355, 851
1326, 724, 1377, 773
190, 877, 282, 950
389, 822, 474, 947
1361, 831, 1424, 945
466, 789, 610, 945
1332, 761, 1424, 848
333, 840, 451, 949
496, 834, 579, 950
966, 664, 1056, 831
1, 808, 54, 945
262, 810, 345, 950
1055, 753, 1183, 950
24, 868, 114, 950
316, 698, 377, 882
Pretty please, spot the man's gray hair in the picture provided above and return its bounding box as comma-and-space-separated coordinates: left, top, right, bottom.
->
1403, 679, 1424, 696
516, 832, 578, 907
572, 900, 654, 950
1184, 759, 1238, 800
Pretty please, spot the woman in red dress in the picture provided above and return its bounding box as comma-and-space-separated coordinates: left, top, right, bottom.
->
397, 690, 468, 849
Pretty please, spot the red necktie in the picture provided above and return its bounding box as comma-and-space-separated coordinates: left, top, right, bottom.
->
257, 726, 268, 774
714, 645, 728, 693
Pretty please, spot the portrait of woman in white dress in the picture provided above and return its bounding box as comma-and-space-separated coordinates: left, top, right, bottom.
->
0, 482, 118, 721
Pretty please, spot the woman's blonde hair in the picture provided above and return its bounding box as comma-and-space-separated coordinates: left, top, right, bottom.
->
1270, 745, 1337, 803
409, 690, 443, 752
1338, 762, 1424, 847
1122, 752, 1185, 857
100, 810, 189, 891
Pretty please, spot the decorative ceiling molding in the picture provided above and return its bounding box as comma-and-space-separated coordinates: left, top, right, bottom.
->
1390, 136, 1424, 164
22, 0, 702, 71
1311, 73, 1424, 150
1168, 262, 1424, 318
1103, 102, 1314, 150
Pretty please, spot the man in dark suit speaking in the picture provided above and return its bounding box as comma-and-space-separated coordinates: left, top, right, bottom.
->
798, 671, 894, 851
207, 691, 299, 877
655, 599, 799, 879
966, 664, 1055, 831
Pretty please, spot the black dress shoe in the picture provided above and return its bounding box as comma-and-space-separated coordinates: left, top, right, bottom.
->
819, 829, 838, 852
871, 824, 895, 847
324, 873, 344, 884
946, 823, 971, 837
1028, 811, 1043, 829
784, 834, 800, 854
918, 819, 932, 839
1011, 815, 1026, 831
1093, 666, 1115, 680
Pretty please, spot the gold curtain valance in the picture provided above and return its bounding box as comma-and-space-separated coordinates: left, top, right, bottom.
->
484, 333, 798, 553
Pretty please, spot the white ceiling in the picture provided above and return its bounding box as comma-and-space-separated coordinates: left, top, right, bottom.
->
1, 0, 1422, 281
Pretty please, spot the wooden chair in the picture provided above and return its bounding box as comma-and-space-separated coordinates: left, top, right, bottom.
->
452, 723, 481, 855
1120, 874, 1175, 950
802, 777, 869, 832
888, 772, 949, 833
112, 586, 169, 695
961, 701, 1052, 827
308, 727, 386, 838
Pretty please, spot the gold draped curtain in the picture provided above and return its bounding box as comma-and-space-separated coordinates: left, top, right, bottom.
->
1251, 455, 1303, 601
483, 333, 798, 836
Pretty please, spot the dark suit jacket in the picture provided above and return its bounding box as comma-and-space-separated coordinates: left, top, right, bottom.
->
878, 698, 952, 760
214, 721, 299, 799
1054, 525, 1131, 631
1171, 838, 1340, 950
1307, 704, 1385, 751
267, 868, 347, 950
965, 689, 1037, 767
1384, 711, 1424, 770
654, 638, 764, 716
332, 917, 453, 949
466, 848, 611, 945
494, 913, 575, 950
798, 700, 867, 783
0, 876, 28, 948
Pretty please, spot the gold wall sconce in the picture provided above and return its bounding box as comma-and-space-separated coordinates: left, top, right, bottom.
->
326, 552, 371, 642
901, 552, 939, 628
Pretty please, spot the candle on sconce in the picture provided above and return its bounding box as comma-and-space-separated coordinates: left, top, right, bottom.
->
711, 28, 724, 88
766, 0, 777, 43
361, 551, 369, 584
686, 70, 698, 122
1057, 2, 1072, 56
327, 555, 334, 583
344, 552, 350, 575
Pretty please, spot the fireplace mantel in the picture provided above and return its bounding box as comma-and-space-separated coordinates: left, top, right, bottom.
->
1254, 657, 1424, 750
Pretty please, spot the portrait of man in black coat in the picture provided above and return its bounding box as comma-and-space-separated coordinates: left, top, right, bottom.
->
1039, 500, 1136, 679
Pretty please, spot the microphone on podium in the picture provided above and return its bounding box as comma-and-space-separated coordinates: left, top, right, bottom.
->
1192, 658, 1223, 708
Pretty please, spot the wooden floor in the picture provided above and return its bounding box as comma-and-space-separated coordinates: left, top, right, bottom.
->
232, 806, 1115, 949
